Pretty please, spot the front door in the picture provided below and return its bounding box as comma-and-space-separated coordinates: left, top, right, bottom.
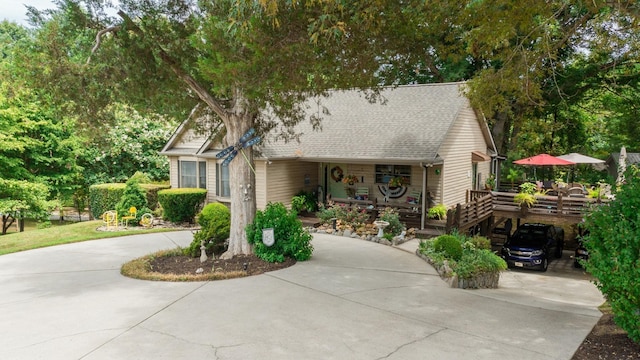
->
328, 163, 348, 199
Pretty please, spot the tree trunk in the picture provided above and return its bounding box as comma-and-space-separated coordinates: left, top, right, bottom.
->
220, 91, 256, 259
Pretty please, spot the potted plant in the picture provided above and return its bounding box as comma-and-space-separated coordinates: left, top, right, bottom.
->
485, 174, 496, 191
427, 204, 447, 220
514, 182, 537, 209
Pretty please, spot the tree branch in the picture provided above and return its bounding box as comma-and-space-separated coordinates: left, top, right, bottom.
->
86, 25, 120, 65
116, 11, 229, 121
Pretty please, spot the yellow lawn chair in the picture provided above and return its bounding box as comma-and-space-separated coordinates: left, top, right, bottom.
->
120, 207, 137, 228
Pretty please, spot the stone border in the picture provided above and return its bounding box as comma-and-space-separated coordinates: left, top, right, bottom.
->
416, 250, 500, 289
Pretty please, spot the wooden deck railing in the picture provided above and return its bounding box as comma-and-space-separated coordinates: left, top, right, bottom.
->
447, 191, 608, 232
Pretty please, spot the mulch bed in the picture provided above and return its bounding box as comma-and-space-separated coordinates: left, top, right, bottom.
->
150, 254, 296, 276
572, 313, 640, 359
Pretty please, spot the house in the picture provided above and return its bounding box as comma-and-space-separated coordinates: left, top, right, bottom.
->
605, 151, 640, 180
160, 82, 499, 229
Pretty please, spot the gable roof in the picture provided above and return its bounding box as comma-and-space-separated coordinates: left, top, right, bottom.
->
607, 152, 640, 166
254, 82, 489, 164
163, 82, 495, 164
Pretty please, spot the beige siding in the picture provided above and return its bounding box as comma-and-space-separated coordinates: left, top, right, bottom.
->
255, 160, 268, 209
265, 161, 319, 208
169, 157, 179, 188
174, 128, 207, 148
438, 103, 492, 207
205, 159, 216, 203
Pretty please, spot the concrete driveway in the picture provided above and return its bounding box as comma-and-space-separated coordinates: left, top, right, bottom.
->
0, 231, 604, 359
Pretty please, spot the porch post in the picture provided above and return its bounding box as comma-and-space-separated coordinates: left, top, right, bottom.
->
421, 165, 428, 229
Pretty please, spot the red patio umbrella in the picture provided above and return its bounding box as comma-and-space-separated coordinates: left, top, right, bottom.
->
513, 154, 575, 166
513, 154, 575, 181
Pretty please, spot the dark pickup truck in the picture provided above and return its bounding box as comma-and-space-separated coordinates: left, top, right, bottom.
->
501, 223, 564, 272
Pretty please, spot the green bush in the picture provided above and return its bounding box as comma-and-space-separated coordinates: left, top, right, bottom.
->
420, 234, 506, 280
89, 183, 126, 219
184, 202, 230, 257
115, 179, 152, 225
455, 249, 507, 279
427, 204, 447, 220
379, 207, 403, 236
433, 235, 463, 260
89, 182, 169, 219
584, 166, 640, 342
316, 203, 369, 227
129, 171, 152, 184
291, 190, 318, 213
246, 202, 313, 262
157, 188, 207, 223
469, 236, 492, 250
140, 183, 171, 210
316, 203, 346, 224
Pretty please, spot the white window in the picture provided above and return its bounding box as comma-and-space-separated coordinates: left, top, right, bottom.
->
180, 161, 197, 188
216, 164, 230, 197
199, 161, 207, 189
179, 161, 206, 188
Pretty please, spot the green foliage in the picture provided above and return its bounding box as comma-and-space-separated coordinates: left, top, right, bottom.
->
89, 184, 126, 219
184, 202, 230, 257
506, 168, 521, 189
316, 203, 344, 224
455, 248, 508, 279
157, 188, 207, 223
0, 178, 52, 234
316, 202, 369, 227
246, 202, 313, 262
433, 235, 463, 261
79, 104, 175, 184
290, 190, 318, 213
115, 179, 151, 225
514, 184, 537, 207
420, 233, 506, 280
469, 236, 492, 251
584, 166, 640, 342
129, 171, 152, 184
89, 182, 169, 219
379, 207, 403, 236
427, 204, 447, 220
0, 83, 84, 199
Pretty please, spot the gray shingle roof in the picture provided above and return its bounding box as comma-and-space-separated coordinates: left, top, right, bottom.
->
257, 82, 470, 164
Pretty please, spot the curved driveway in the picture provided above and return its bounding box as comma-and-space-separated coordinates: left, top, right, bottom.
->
0, 231, 603, 359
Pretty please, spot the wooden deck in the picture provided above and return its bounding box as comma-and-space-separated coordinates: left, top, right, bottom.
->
328, 190, 607, 238
447, 191, 607, 235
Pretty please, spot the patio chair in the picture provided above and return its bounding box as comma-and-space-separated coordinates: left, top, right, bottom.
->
120, 206, 137, 228
406, 189, 421, 205
355, 187, 369, 200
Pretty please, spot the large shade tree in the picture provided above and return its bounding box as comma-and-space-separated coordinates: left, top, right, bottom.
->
25, 0, 419, 257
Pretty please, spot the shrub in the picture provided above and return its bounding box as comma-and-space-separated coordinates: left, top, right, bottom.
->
115, 179, 152, 224
584, 166, 640, 342
427, 204, 447, 220
157, 188, 207, 223
89, 182, 169, 219
433, 235, 463, 260
291, 190, 318, 213
184, 202, 230, 257
89, 183, 126, 219
316, 202, 369, 227
455, 249, 507, 279
379, 207, 403, 236
129, 171, 152, 184
246, 202, 313, 262
469, 236, 492, 250
316, 202, 346, 224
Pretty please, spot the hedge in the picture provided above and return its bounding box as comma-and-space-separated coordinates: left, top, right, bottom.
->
157, 188, 207, 223
89, 183, 170, 219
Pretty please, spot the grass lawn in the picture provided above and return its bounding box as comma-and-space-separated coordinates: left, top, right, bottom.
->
0, 220, 178, 256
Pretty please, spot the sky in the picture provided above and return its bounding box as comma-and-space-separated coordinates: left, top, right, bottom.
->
0, 0, 54, 25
